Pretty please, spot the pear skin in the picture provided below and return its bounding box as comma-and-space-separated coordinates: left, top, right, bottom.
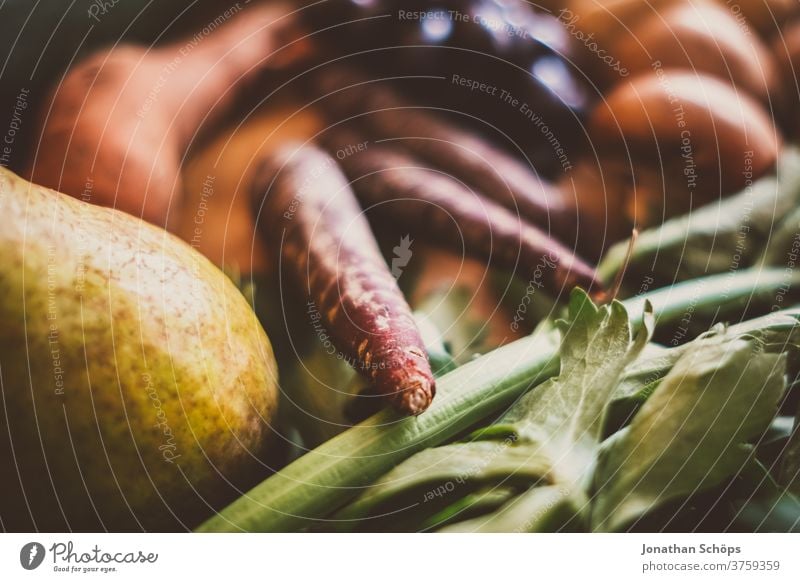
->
0, 167, 279, 531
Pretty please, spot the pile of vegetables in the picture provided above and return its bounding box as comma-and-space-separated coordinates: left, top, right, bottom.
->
7, 0, 800, 531
199, 271, 800, 531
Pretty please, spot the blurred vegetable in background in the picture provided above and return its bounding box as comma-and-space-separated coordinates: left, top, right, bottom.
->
0, 0, 238, 171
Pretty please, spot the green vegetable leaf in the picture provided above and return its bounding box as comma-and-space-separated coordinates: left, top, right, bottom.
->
332, 440, 552, 527
422, 487, 517, 531
500, 289, 654, 485
437, 484, 579, 533
606, 308, 800, 435
591, 338, 787, 532
613, 308, 800, 407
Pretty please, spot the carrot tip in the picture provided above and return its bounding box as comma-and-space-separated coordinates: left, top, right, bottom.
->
395, 377, 436, 416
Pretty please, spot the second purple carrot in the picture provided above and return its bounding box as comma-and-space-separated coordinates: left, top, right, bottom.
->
326, 135, 603, 298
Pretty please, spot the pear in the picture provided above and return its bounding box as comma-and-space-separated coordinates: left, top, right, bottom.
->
0, 167, 279, 531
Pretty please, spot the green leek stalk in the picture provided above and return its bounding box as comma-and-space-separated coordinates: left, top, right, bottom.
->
198, 268, 800, 532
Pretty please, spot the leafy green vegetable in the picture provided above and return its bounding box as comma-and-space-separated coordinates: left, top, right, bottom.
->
334, 289, 651, 530
500, 290, 653, 486
372, 302, 800, 532
591, 338, 786, 532
198, 268, 800, 532
606, 308, 800, 435
438, 484, 578, 533
333, 440, 552, 526
421, 487, 517, 531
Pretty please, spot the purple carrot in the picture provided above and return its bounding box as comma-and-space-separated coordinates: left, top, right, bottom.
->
251, 143, 435, 415
327, 136, 602, 296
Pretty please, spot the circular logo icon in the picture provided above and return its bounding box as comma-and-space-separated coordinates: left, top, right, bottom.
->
20, 542, 45, 570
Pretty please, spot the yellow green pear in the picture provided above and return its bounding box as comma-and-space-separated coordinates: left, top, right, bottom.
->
0, 167, 279, 531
